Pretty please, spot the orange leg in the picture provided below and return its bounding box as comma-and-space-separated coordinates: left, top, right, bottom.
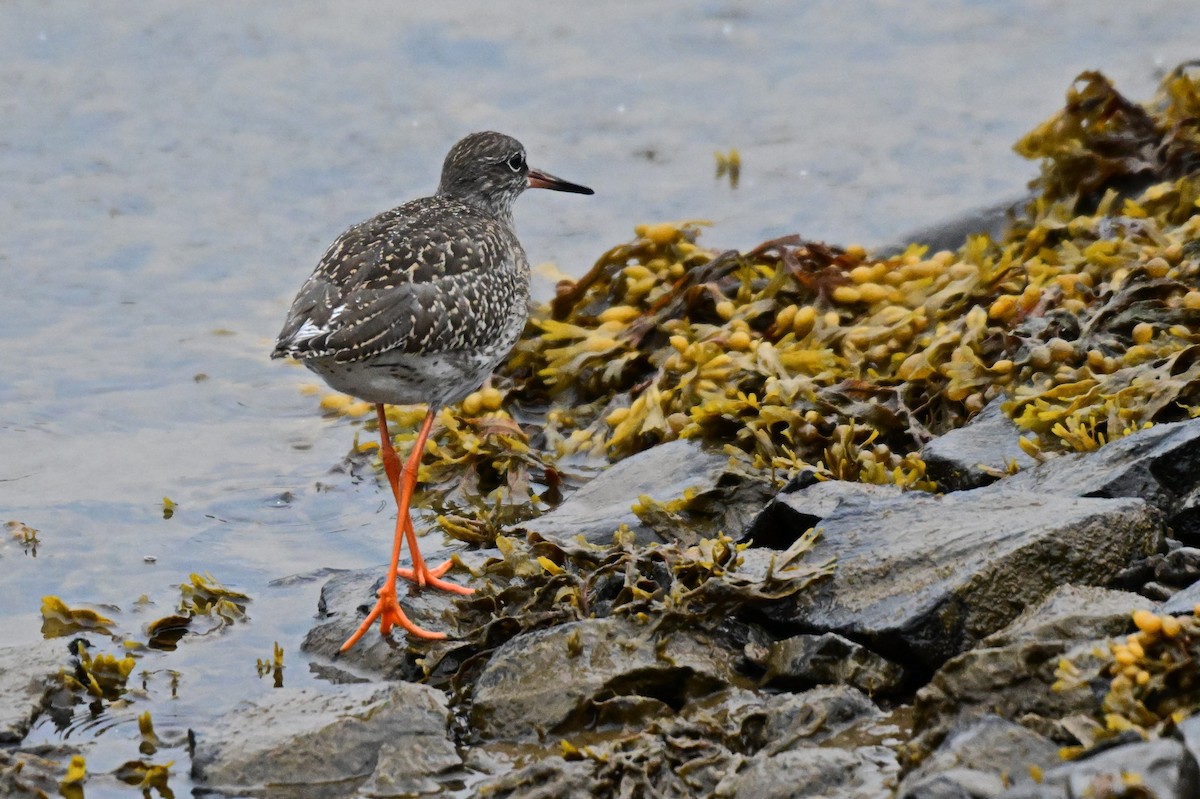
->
375, 407, 467, 591
339, 405, 472, 653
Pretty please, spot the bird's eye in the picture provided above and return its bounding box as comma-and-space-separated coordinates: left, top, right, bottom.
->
506, 152, 526, 172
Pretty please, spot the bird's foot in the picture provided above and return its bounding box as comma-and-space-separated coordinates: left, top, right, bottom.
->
339, 584, 446, 653
397, 558, 475, 596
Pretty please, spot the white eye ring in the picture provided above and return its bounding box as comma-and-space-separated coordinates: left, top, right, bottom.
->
506, 152, 526, 172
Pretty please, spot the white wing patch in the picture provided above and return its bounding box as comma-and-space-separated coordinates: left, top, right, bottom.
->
293, 319, 327, 343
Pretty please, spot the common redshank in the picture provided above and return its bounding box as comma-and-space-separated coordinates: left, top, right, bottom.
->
273, 132, 592, 651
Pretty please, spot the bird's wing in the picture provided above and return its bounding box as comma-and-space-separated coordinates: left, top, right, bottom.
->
273, 200, 520, 362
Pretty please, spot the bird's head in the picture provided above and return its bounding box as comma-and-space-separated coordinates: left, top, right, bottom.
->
437, 131, 593, 218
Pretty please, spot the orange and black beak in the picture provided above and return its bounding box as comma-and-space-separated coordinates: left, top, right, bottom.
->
528, 168, 594, 195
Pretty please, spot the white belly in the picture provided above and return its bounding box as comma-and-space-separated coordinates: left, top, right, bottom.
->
305, 348, 501, 408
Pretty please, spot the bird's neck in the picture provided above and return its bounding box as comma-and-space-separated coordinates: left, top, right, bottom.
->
437, 186, 518, 227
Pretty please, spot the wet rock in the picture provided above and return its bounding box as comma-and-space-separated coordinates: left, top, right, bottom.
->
999, 738, 1199, 798
714, 745, 899, 799
470, 616, 743, 739
875, 195, 1030, 259
707, 685, 884, 754
898, 715, 1059, 798
1177, 714, 1200, 776
471, 757, 597, 798
301, 560, 484, 680
1147, 545, 1200, 589
0, 746, 72, 797
359, 738, 463, 798
0, 639, 69, 744
769, 490, 1160, 667
191, 682, 458, 797
1175, 487, 1200, 544
523, 438, 772, 547
1000, 418, 1200, 543
475, 686, 887, 799
921, 399, 1039, 491
981, 584, 1151, 647
762, 632, 905, 696
1160, 578, 1200, 615
910, 639, 1108, 758
744, 479, 903, 549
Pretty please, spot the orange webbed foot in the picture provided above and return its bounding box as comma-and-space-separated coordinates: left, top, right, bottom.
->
397, 557, 475, 595
339, 584, 446, 653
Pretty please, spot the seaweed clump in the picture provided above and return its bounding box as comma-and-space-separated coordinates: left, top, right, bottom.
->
415, 528, 831, 691
499, 62, 1200, 472
1054, 609, 1200, 753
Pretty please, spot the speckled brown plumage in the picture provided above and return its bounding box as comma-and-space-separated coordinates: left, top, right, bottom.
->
272, 131, 593, 408
272, 131, 591, 649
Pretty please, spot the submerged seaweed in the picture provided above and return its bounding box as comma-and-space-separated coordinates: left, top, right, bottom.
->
40, 596, 115, 638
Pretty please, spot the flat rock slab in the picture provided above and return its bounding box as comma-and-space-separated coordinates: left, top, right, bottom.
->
763, 632, 905, 696
910, 637, 1109, 757
0, 639, 69, 744
191, 682, 458, 797
470, 685, 885, 798
770, 489, 1160, 667
999, 738, 1198, 798
714, 745, 899, 799
1000, 417, 1200, 538
744, 480, 903, 549
982, 583, 1152, 647
469, 616, 744, 739
523, 438, 770, 546
921, 398, 1039, 491
898, 715, 1059, 798
302, 557, 488, 680
1177, 714, 1200, 779
1162, 579, 1200, 616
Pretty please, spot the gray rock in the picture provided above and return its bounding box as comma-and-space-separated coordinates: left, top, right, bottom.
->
470, 757, 596, 798
359, 738, 463, 797
1162, 579, 1200, 615
0, 746, 74, 797
301, 565, 479, 680
714, 745, 898, 799
1174, 486, 1200, 543
910, 639, 1108, 758
901, 769, 1006, 799
0, 639, 69, 744
875, 195, 1030, 259
999, 738, 1199, 798
763, 632, 905, 696
469, 616, 741, 738
653, 683, 884, 752
999, 418, 1200, 541
523, 438, 771, 546
771, 490, 1160, 667
1177, 713, 1200, 776
732, 685, 885, 753
191, 682, 458, 796
981, 584, 1151, 647
472, 686, 887, 799
898, 715, 1059, 799
744, 479, 904, 549
921, 399, 1039, 491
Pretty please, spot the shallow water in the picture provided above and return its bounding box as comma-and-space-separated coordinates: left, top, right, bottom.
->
1, 1, 1196, 794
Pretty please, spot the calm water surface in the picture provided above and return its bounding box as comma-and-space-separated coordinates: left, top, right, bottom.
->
1, 1, 1195, 794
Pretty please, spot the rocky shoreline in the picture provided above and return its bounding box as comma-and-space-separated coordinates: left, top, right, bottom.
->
190, 413, 1200, 797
